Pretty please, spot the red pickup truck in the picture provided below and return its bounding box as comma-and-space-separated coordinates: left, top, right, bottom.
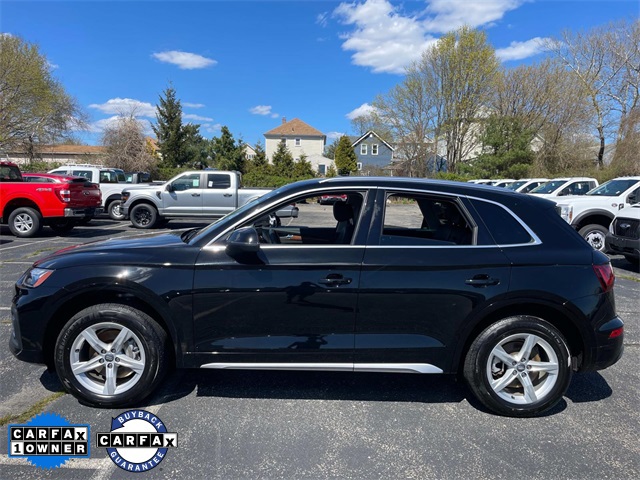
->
0, 161, 102, 237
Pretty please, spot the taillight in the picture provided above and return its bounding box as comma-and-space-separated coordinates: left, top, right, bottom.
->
609, 327, 623, 339
57, 189, 71, 203
593, 263, 615, 293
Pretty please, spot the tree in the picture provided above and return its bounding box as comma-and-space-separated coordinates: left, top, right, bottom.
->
334, 135, 357, 175
546, 19, 640, 168
152, 84, 188, 167
324, 137, 339, 159
183, 123, 213, 168
211, 126, 244, 171
271, 141, 295, 176
0, 35, 86, 159
292, 153, 315, 178
102, 113, 157, 173
325, 164, 338, 177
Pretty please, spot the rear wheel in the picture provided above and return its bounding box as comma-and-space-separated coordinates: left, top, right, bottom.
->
464, 316, 572, 417
54, 304, 168, 407
130, 203, 158, 229
578, 224, 608, 252
8, 207, 42, 238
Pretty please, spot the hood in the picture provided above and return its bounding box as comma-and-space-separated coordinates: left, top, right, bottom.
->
34, 232, 198, 270
553, 195, 618, 206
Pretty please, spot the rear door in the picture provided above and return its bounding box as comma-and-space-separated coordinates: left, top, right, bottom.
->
202, 172, 236, 217
355, 189, 513, 373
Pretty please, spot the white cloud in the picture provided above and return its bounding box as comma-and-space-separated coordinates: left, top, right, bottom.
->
201, 123, 222, 134
496, 37, 549, 61
346, 103, 377, 120
326, 131, 345, 140
334, 0, 436, 74
89, 98, 156, 117
334, 0, 529, 74
48, 61, 59, 70
152, 50, 217, 70
250, 105, 278, 116
422, 0, 526, 33
316, 12, 329, 27
183, 102, 205, 108
0, 32, 12, 38
183, 113, 213, 122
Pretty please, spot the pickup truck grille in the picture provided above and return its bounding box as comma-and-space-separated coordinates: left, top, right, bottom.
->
613, 217, 640, 239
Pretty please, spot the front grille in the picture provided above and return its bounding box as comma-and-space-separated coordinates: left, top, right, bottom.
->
613, 217, 640, 239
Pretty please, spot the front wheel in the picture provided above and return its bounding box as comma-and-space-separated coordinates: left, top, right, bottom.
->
108, 200, 126, 221
130, 203, 158, 229
54, 304, 168, 407
463, 316, 572, 417
578, 224, 608, 252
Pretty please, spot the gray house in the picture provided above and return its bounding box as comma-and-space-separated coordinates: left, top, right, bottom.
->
351, 131, 394, 173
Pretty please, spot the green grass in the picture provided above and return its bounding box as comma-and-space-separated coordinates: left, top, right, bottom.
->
0, 391, 66, 427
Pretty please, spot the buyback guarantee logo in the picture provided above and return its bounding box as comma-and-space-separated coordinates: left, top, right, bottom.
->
8, 412, 90, 469
97, 409, 177, 472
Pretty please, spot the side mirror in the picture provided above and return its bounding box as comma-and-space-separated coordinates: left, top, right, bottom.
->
628, 193, 638, 205
226, 227, 260, 256
165, 183, 174, 192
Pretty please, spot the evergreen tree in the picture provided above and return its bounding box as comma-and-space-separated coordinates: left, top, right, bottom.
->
334, 135, 357, 175
152, 85, 188, 167
212, 126, 245, 172
271, 142, 295, 176
325, 164, 338, 177
292, 153, 315, 179
251, 141, 267, 168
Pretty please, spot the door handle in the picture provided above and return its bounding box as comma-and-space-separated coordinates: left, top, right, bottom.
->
223, 193, 233, 197
319, 274, 352, 286
465, 274, 500, 287
191, 193, 201, 197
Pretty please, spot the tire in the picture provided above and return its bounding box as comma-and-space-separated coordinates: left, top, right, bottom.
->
130, 203, 158, 229
49, 219, 76, 234
8, 207, 42, 238
54, 303, 168, 407
578, 224, 608, 252
108, 200, 126, 221
463, 316, 572, 417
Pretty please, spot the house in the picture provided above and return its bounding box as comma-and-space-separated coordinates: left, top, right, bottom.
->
350, 130, 394, 173
6, 144, 107, 165
243, 144, 257, 161
264, 118, 333, 174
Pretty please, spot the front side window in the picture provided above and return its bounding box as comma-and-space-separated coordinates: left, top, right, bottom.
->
381, 194, 473, 246
361, 144, 367, 155
171, 173, 201, 191
587, 179, 639, 197
563, 181, 592, 196
242, 191, 365, 246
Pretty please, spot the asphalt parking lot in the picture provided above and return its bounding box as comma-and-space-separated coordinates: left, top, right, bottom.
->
0, 207, 639, 479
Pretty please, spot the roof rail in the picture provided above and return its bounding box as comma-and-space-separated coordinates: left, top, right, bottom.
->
63, 162, 106, 168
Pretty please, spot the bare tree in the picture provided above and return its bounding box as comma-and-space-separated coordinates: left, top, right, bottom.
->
102, 113, 157, 173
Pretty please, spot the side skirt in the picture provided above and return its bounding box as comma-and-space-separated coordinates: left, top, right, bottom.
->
200, 363, 443, 374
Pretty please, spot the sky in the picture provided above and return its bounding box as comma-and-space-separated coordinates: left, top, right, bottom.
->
1, 0, 639, 147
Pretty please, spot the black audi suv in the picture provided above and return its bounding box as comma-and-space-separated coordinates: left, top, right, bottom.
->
10, 177, 624, 416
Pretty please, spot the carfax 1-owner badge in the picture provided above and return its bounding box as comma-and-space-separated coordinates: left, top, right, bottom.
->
97, 409, 178, 472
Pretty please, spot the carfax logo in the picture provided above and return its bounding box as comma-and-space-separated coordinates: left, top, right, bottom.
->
8, 412, 90, 469
97, 409, 178, 472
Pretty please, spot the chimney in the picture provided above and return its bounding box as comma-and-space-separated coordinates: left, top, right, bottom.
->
282, 117, 287, 125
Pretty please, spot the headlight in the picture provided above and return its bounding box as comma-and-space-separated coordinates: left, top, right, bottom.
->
558, 205, 573, 223
121, 191, 130, 203
21, 268, 54, 288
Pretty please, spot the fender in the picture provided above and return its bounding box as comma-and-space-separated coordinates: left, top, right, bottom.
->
571, 209, 615, 228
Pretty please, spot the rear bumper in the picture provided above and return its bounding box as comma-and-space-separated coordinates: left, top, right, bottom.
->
64, 207, 102, 218
587, 316, 625, 371
606, 233, 639, 259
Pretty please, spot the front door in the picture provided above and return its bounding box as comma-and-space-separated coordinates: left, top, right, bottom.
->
162, 173, 203, 215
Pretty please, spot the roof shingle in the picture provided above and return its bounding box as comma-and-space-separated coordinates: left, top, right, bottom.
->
264, 118, 324, 137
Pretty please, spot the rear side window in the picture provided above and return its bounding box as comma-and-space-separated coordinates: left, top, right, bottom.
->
207, 174, 231, 189
471, 200, 534, 245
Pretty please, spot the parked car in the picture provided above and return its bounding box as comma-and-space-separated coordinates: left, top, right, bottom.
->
491, 179, 516, 188
505, 178, 550, 193
48, 164, 127, 220
605, 204, 640, 266
1, 162, 102, 237
120, 170, 294, 229
556, 176, 640, 251
529, 177, 598, 198
10, 177, 624, 417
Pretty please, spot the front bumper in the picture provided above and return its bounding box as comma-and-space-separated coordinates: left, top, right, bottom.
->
64, 206, 103, 218
606, 233, 640, 259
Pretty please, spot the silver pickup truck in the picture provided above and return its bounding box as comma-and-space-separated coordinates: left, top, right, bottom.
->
121, 170, 295, 229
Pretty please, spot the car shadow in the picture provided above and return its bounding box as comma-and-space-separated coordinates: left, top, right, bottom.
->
610, 255, 640, 274
564, 371, 613, 403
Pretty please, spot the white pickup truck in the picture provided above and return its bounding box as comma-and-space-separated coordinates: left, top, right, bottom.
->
121, 170, 296, 229
555, 176, 640, 251
529, 177, 599, 198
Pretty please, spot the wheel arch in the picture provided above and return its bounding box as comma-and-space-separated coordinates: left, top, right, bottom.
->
452, 301, 587, 375
104, 193, 123, 209
43, 287, 179, 370
573, 210, 614, 231
3, 199, 42, 221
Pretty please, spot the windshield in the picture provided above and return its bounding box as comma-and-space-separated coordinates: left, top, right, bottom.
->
587, 179, 638, 196
506, 181, 526, 190
188, 186, 286, 244
530, 181, 564, 194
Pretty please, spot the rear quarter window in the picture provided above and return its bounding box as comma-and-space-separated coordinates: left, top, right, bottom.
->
470, 199, 534, 245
